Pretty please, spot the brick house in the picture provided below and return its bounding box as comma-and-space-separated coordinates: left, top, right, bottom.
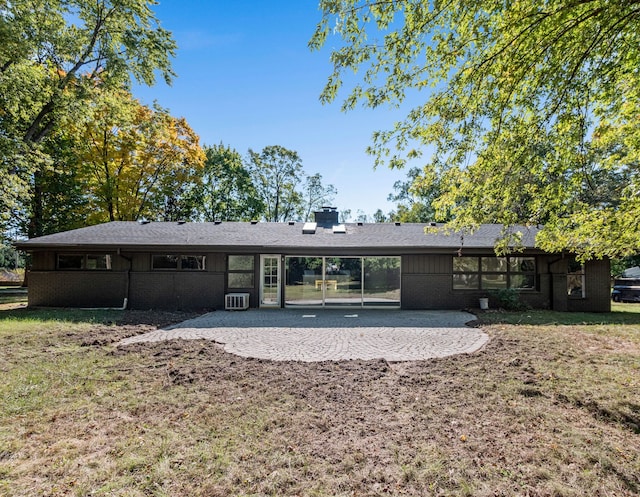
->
16, 208, 611, 312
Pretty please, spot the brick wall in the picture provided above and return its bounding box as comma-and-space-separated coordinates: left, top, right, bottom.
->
567, 258, 611, 312
129, 272, 225, 310
28, 271, 127, 307
402, 253, 553, 310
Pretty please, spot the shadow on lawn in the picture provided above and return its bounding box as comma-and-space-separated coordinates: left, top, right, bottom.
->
0, 307, 202, 327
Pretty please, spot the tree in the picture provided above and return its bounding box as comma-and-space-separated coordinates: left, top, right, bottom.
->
32, 133, 91, 235
302, 173, 337, 221
249, 145, 304, 222
372, 209, 388, 223
339, 209, 352, 223
68, 88, 205, 222
311, 0, 640, 259
195, 144, 264, 221
354, 210, 369, 223
388, 167, 447, 223
0, 0, 176, 236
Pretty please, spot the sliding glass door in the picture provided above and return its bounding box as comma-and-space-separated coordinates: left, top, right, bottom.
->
284, 257, 324, 307
284, 256, 400, 307
324, 257, 362, 306
363, 257, 401, 307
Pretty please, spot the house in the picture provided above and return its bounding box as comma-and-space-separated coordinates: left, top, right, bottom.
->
16, 208, 611, 312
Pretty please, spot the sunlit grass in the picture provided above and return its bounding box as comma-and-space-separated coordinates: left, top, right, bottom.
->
478, 301, 640, 326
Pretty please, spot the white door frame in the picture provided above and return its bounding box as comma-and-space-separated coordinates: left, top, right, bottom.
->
259, 254, 281, 307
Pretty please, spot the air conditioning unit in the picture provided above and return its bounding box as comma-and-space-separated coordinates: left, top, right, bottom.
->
225, 293, 250, 311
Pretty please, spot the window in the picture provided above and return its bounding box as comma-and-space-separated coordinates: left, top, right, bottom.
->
509, 257, 536, 290
453, 256, 536, 290
228, 255, 254, 288
453, 257, 480, 290
152, 255, 179, 270
181, 255, 206, 270
152, 254, 206, 271
57, 254, 112, 270
481, 257, 508, 289
87, 254, 111, 269
567, 259, 585, 298
58, 254, 84, 270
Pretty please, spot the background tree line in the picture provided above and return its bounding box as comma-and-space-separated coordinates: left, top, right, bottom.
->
5, 78, 341, 235
0, 0, 341, 250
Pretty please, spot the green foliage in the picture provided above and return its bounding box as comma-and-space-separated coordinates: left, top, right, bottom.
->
388, 166, 450, 223
64, 88, 205, 223
0, 0, 177, 236
312, 0, 640, 259
611, 255, 640, 277
0, 246, 24, 269
489, 288, 531, 312
194, 144, 265, 222
302, 173, 337, 222
32, 134, 91, 235
249, 145, 305, 222
372, 209, 388, 223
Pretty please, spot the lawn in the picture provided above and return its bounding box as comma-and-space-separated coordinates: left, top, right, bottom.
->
0, 305, 638, 496
0, 287, 27, 309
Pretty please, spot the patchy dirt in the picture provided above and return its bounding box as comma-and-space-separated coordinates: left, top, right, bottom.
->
112, 328, 640, 495
4, 310, 640, 496
79, 310, 202, 346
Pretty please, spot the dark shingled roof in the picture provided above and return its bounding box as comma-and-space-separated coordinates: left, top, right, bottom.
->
17, 221, 542, 254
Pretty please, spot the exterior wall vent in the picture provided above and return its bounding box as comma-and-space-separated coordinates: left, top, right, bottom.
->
214, 220, 222, 225
302, 222, 317, 234
430, 222, 437, 227
357, 222, 363, 226
225, 293, 249, 310
250, 220, 258, 225
138, 219, 150, 225
177, 220, 186, 225
333, 224, 346, 234
395, 222, 401, 226
288, 221, 295, 226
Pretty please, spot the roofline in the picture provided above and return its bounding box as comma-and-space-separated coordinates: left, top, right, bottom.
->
17, 242, 549, 256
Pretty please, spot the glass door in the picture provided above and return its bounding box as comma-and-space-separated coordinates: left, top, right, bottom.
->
324, 257, 362, 306
363, 256, 401, 306
284, 256, 401, 308
284, 256, 323, 306
260, 255, 281, 307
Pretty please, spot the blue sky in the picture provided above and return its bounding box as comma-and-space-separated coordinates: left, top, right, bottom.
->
132, 1, 418, 219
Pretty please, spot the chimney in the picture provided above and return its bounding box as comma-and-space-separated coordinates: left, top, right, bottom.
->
313, 206, 339, 228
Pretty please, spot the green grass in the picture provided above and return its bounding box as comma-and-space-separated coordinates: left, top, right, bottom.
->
0, 306, 638, 496
477, 301, 640, 325
0, 307, 122, 326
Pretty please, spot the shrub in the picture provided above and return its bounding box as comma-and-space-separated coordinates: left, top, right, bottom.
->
489, 288, 530, 311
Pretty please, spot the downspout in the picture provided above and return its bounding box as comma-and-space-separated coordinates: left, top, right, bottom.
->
547, 255, 565, 310
118, 248, 132, 310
